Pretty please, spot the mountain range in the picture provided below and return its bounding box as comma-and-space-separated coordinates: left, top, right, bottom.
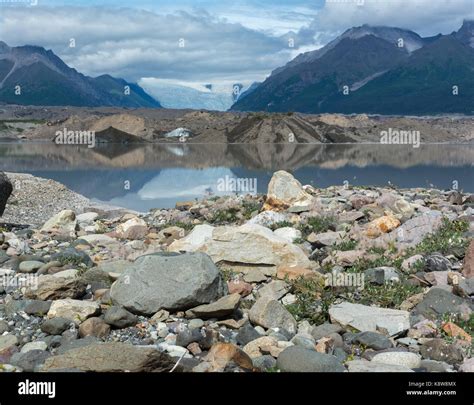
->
231, 21, 474, 115
0, 41, 161, 108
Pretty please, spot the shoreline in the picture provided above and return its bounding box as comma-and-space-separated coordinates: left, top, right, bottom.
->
1, 106, 473, 144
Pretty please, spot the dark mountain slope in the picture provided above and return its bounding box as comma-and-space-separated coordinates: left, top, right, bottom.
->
0, 42, 161, 108
231, 22, 474, 115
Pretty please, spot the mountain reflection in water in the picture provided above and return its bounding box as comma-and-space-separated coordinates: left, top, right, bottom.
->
1, 143, 472, 211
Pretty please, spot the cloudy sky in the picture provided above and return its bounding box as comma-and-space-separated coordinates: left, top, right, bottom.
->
0, 0, 472, 90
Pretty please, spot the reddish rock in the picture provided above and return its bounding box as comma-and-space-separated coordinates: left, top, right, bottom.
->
366, 215, 400, 238
442, 322, 472, 344
204, 342, 254, 372
187, 342, 202, 356
349, 195, 374, 210
276, 266, 314, 281
0, 345, 19, 364
79, 317, 111, 338
227, 280, 253, 297
462, 241, 474, 279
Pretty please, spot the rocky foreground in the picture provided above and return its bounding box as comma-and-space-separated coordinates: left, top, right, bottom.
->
0, 170, 473, 373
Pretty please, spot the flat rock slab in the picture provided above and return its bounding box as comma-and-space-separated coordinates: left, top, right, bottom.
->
372, 352, 421, 369
41, 343, 177, 372
169, 223, 311, 271
329, 302, 410, 336
347, 360, 414, 372
25, 275, 86, 301
185, 293, 240, 319
47, 299, 100, 325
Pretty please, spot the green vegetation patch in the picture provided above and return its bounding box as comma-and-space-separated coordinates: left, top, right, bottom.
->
298, 215, 336, 238
412, 218, 469, 256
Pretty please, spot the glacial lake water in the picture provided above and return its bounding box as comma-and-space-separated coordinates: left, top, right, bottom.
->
1, 142, 473, 212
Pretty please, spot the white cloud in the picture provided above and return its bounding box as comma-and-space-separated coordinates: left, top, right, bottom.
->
0, 6, 305, 83
0, 0, 471, 88
314, 0, 473, 37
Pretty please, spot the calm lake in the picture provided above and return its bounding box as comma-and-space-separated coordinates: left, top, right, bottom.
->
1, 142, 473, 212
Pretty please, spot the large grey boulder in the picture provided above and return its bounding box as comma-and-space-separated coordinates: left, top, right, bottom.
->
249, 296, 297, 334
0, 172, 12, 216
110, 252, 227, 315
381, 211, 443, 249
10, 350, 51, 372
277, 346, 345, 372
413, 288, 472, 320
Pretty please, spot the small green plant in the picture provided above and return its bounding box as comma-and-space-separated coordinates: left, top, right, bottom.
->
241, 200, 262, 219
345, 256, 396, 273
298, 215, 336, 237
159, 221, 194, 231
209, 208, 240, 224
286, 276, 336, 325
334, 239, 358, 251
219, 267, 236, 282
265, 366, 280, 372
58, 256, 85, 267
410, 258, 426, 272
457, 313, 474, 337
367, 246, 386, 255
355, 282, 423, 309
76, 266, 88, 277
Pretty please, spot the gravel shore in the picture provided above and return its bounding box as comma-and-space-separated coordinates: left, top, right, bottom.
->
1, 173, 132, 227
